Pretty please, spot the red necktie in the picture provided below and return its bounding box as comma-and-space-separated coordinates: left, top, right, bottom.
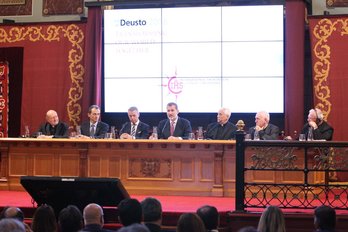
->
170, 121, 175, 136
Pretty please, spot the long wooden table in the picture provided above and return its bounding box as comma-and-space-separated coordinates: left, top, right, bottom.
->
0, 138, 236, 196
0, 138, 317, 197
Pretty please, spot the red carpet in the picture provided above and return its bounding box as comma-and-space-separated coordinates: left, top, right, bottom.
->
0, 191, 234, 213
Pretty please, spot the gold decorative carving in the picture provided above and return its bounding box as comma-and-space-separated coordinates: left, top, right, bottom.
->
250, 147, 297, 169
0, 24, 85, 126
0, 0, 25, 5
326, 0, 348, 7
311, 18, 348, 120
129, 158, 172, 179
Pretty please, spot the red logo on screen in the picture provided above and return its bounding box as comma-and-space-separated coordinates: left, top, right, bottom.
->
167, 76, 183, 95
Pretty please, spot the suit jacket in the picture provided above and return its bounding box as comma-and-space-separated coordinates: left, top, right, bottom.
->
81, 121, 109, 139
119, 121, 150, 139
301, 121, 334, 141
37, 121, 69, 138
205, 121, 237, 140
248, 123, 280, 140
81, 224, 114, 232
157, 117, 192, 139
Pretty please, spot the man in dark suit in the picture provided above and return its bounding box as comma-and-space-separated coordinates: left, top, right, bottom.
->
154, 102, 192, 140
301, 108, 333, 141
141, 197, 162, 232
81, 203, 113, 232
248, 111, 279, 140
37, 110, 69, 138
205, 107, 237, 140
80, 105, 109, 139
119, 106, 150, 139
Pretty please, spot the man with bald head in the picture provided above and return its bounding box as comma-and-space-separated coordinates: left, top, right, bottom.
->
81, 203, 113, 232
37, 110, 69, 138
248, 111, 280, 140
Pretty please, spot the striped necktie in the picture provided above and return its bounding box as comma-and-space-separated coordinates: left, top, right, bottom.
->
131, 124, 136, 137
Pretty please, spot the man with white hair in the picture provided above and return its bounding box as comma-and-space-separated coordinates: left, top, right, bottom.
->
301, 108, 333, 141
248, 111, 280, 140
205, 107, 237, 140
37, 110, 69, 138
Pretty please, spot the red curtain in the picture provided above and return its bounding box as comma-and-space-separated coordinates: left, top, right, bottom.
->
284, 0, 306, 138
0, 61, 9, 137
82, 7, 103, 122
0, 23, 86, 134
308, 15, 348, 141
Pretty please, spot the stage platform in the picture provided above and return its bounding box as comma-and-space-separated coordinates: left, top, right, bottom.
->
1, 191, 348, 232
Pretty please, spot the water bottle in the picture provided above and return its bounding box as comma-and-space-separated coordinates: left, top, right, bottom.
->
197, 126, 204, 140
152, 126, 158, 140
24, 125, 30, 138
110, 126, 116, 139
254, 130, 260, 140
307, 127, 314, 141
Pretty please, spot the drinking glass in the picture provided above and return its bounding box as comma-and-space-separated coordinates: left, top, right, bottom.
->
105, 133, 112, 139
299, 134, 306, 141
188, 133, 195, 140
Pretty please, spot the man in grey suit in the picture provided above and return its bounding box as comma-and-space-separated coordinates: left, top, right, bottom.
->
248, 111, 279, 140
119, 106, 150, 139
154, 102, 192, 140
80, 105, 109, 139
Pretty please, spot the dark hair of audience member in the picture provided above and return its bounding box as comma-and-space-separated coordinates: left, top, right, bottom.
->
176, 213, 206, 232
0, 218, 25, 232
58, 205, 83, 232
31, 204, 57, 232
141, 197, 162, 222
314, 205, 336, 231
118, 198, 142, 226
196, 205, 219, 231
118, 223, 150, 232
257, 205, 286, 232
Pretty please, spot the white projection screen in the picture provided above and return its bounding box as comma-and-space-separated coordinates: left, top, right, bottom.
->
103, 3, 284, 113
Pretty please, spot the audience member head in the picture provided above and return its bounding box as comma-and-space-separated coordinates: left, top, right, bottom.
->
31, 204, 57, 232
196, 205, 219, 231
58, 205, 83, 232
0, 218, 25, 232
118, 223, 150, 232
88, 105, 101, 124
118, 198, 142, 226
314, 205, 336, 231
257, 205, 286, 232
176, 213, 206, 232
0, 206, 10, 220
83, 203, 104, 226
217, 108, 231, 125
3, 207, 24, 222
128, 106, 140, 124
166, 102, 179, 121
46, 110, 59, 126
255, 111, 270, 128
141, 197, 162, 224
